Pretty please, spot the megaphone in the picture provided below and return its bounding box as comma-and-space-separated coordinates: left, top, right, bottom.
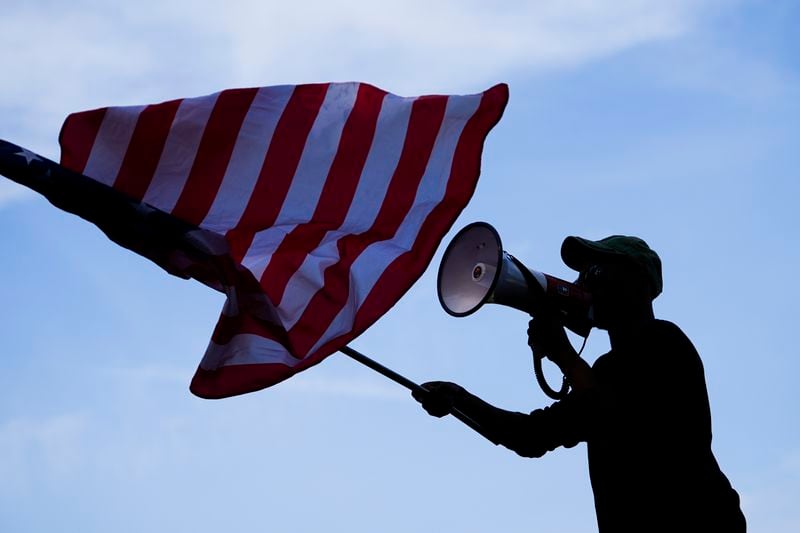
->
438, 222, 593, 336
437, 222, 594, 399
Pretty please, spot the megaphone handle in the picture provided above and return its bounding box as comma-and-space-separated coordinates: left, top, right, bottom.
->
339, 345, 501, 445
504, 254, 571, 400
532, 347, 571, 400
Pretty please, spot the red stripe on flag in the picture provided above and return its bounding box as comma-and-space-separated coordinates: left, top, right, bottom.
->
59, 107, 108, 173
113, 99, 182, 201
171, 88, 259, 226
286, 95, 449, 357
260, 84, 387, 305
354, 84, 509, 334
226, 83, 330, 263
192, 312, 369, 398
191, 357, 318, 399
191, 363, 292, 399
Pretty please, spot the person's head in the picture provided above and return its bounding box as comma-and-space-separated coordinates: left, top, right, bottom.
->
561, 235, 662, 331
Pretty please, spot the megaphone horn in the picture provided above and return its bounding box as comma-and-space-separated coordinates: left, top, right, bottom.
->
437, 222, 593, 337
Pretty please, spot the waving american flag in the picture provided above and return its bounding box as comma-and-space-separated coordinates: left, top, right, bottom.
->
2, 82, 508, 398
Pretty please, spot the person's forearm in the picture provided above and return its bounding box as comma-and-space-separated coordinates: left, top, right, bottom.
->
451, 389, 555, 458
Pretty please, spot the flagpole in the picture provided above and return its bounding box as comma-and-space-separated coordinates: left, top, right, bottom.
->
339, 345, 500, 445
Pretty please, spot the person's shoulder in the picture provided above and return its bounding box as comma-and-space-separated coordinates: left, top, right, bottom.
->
648, 319, 687, 339
648, 319, 703, 365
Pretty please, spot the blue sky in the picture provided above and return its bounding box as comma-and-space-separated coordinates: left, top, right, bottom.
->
1, 1, 798, 531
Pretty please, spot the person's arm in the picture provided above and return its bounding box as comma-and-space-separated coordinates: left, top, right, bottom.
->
413, 382, 591, 457
528, 317, 595, 392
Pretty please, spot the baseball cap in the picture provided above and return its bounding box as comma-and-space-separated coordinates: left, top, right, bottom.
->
561, 235, 663, 298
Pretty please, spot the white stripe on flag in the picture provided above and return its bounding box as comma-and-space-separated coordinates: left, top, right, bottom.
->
272, 82, 358, 225
276, 93, 415, 327
305, 93, 482, 356
200, 333, 301, 370
200, 85, 294, 234
83, 105, 146, 186
142, 93, 219, 213
240, 223, 298, 281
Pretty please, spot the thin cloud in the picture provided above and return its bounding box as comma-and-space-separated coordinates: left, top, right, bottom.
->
99, 362, 407, 400
0, 0, 717, 157
101, 364, 189, 385
210, 0, 706, 92
278, 372, 408, 400
0, 413, 90, 494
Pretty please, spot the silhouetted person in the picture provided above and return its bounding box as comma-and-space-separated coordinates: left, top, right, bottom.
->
414, 235, 746, 532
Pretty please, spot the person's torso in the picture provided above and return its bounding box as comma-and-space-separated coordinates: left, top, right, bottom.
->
585, 320, 745, 531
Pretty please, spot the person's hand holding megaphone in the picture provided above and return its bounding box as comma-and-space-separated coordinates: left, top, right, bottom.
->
527, 315, 594, 392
